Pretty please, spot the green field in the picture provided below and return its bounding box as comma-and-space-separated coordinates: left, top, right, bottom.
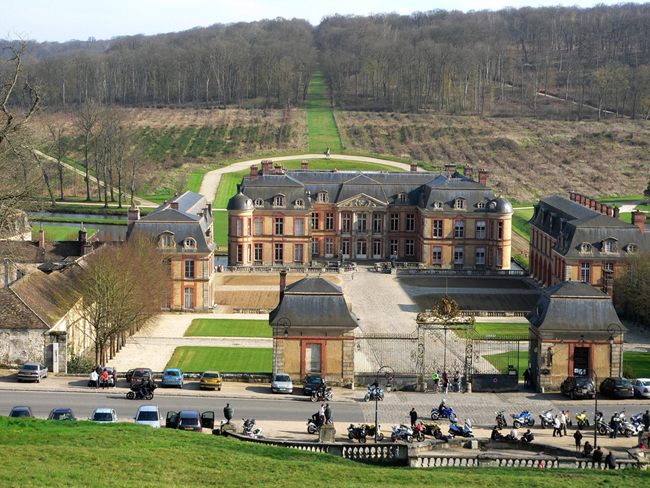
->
307, 71, 342, 153
623, 352, 650, 379
184, 319, 271, 338
33, 225, 99, 241
213, 210, 228, 249
512, 208, 533, 241
34, 216, 127, 225
484, 351, 529, 379
454, 323, 529, 339
2, 417, 647, 488
166, 346, 272, 372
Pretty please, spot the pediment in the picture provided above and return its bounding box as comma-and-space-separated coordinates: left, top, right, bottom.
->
337, 193, 387, 209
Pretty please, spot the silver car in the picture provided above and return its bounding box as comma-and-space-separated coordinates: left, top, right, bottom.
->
271, 373, 293, 394
633, 378, 650, 398
90, 408, 118, 423
134, 405, 161, 428
17, 363, 48, 382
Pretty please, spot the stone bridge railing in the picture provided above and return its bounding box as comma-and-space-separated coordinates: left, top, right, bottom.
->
410, 454, 647, 469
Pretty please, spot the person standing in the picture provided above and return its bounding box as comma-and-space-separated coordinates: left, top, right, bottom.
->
431, 371, 439, 392
442, 372, 449, 394
89, 369, 98, 388
610, 412, 619, 438
454, 371, 461, 392
552, 415, 562, 437
409, 408, 418, 428
101, 368, 109, 389
523, 368, 530, 388
643, 410, 650, 432
573, 429, 583, 452
318, 404, 325, 427
560, 410, 567, 436
112, 367, 117, 387
605, 451, 616, 470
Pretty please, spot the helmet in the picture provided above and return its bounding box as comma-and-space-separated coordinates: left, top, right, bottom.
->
442, 399, 446, 403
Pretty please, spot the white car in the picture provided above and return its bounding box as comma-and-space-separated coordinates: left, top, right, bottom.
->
633, 378, 650, 398
134, 405, 161, 428
90, 408, 118, 423
271, 373, 293, 394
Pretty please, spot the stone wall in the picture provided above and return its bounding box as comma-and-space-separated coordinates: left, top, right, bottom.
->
0, 329, 45, 365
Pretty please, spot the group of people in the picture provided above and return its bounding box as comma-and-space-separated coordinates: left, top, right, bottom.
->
580, 442, 617, 469
430, 371, 462, 393
491, 425, 534, 443
552, 411, 569, 437
89, 366, 114, 389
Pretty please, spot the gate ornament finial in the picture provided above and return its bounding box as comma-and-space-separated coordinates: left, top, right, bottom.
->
417, 296, 463, 324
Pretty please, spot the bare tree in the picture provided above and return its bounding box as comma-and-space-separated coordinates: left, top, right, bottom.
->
74, 102, 100, 201
47, 123, 71, 200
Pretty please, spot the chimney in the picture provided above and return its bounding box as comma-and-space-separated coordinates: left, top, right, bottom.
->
301, 160, 309, 170
632, 210, 645, 234
585, 197, 591, 209
207, 203, 212, 216
607, 206, 613, 217
613, 207, 620, 219
464, 165, 473, 179
274, 164, 283, 175
279, 270, 287, 301
444, 163, 457, 173
600, 202, 607, 214
410, 162, 418, 172
128, 205, 140, 225
79, 225, 87, 256
478, 168, 488, 185
170, 201, 179, 210
38, 224, 45, 248
262, 160, 269, 175
569, 191, 576, 202
250, 165, 259, 180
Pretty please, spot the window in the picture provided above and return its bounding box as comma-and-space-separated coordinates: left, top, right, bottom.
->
581, 263, 591, 283
274, 196, 284, 207
295, 198, 304, 207
254, 243, 263, 262
477, 202, 486, 209
274, 244, 284, 262
497, 248, 503, 267
295, 218, 304, 236
390, 214, 399, 231
628, 243, 638, 253
318, 192, 328, 203
325, 238, 333, 256
341, 240, 350, 256
274, 217, 284, 235
247, 244, 251, 262
160, 234, 173, 247
604, 262, 614, 272
432, 246, 442, 264
581, 242, 592, 253
406, 214, 415, 231
406, 239, 414, 256
454, 247, 464, 265
342, 213, 351, 233
294, 244, 304, 264
311, 213, 319, 230
325, 213, 334, 231
373, 239, 382, 256
398, 193, 407, 203
311, 238, 319, 256
184, 259, 195, 279
390, 239, 398, 257
433, 220, 443, 238
489, 221, 494, 239
497, 221, 504, 239
454, 220, 464, 238
254, 218, 263, 235
476, 247, 485, 265
237, 245, 243, 262
356, 213, 367, 232
254, 198, 264, 208
603, 240, 617, 253
476, 221, 486, 239
373, 214, 382, 233
433, 201, 443, 210
236, 219, 243, 236
455, 198, 466, 210
184, 238, 196, 249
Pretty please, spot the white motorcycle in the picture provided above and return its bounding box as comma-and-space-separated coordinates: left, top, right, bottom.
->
539, 407, 554, 429
390, 424, 414, 443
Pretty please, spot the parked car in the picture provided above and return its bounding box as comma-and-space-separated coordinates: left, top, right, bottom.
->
599, 377, 634, 399
199, 371, 222, 391
271, 373, 293, 394
89, 408, 118, 423
560, 376, 596, 399
161, 368, 184, 388
134, 405, 161, 428
126, 368, 153, 384
17, 363, 48, 383
100, 367, 117, 387
166, 410, 214, 431
48, 408, 77, 421
633, 378, 650, 398
9, 406, 34, 418
302, 375, 324, 396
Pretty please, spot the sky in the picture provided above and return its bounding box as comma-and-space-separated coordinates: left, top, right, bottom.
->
2, 0, 633, 44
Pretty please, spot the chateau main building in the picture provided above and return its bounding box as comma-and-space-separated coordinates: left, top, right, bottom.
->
227, 162, 512, 268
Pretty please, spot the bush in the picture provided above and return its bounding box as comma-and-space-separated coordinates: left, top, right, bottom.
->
67, 352, 95, 374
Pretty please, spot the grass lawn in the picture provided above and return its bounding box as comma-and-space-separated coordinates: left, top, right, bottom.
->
166, 346, 272, 372
184, 319, 271, 338
624, 352, 650, 379
2, 418, 647, 488
213, 210, 228, 248
307, 71, 342, 153
186, 169, 207, 194
454, 323, 530, 339
512, 208, 533, 241
484, 351, 529, 379
33, 225, 98, 241
33, 216, 127, 225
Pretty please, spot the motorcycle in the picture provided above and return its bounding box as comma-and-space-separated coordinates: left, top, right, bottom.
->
126, 382, 156, 400
361, 423, 384, 441
364, 386, 385, 402
563, 409, 572, 427
449, 418, 474, 438
311, 387, 333, 402
539, 407, 554, 429
412, 421, 426, 442
615, 410, 640, 437
307, 412, 333, 434
595, 411, 614, 436
242, 419, 263, 438
421, 421, 443, 439
390, 424, 414, 443
511, 410, 535, 429
347, 424, 367, 443
430, 405, 457, 421
495, 407, 508, 429
576, 408, 590, 429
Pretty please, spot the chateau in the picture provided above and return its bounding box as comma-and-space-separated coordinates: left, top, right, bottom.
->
227, 161, 512, 268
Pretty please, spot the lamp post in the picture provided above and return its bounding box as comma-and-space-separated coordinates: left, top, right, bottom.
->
607, 323, 623, 377
374, 365, 394, 443
585, 368, 599, 448
443, 325, 448, 375
274, 318, 291, 376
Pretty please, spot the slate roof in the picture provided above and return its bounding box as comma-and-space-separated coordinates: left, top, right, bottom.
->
269, 277, 358, 329
0, 288, 48, 330
235, 170, 511, 214
0, 240, 84, 263
527, 281, 626, 339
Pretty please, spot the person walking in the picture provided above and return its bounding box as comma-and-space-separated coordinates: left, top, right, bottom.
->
573, 429, 583, 452
605, 451, 616, 470
409, 408, 418, 428
454, 371, 461, 392
523, 368, 530, 388
431, 371, 439, 392
552, 415, 562, 437
560, 410, 568, 436
101, 368, 109, 389
442, 372, 449, 394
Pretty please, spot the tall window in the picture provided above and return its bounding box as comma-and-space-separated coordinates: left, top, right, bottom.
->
274, 244, 284, 263
398, 193, 407, 203
184, 259, 195, 279
432, 246, 442, 264
390, 214, 399, 231
390, 239, 398, 257
454, 220, 464, 238
356, 213, 367, 232
433, 220, 443, 238
254, 243, 263, 261
497, 221, 504, 239
311, 213, 319, 230
237, 245, 243, 263
476, 221, 486, 239
295, 218, 304, 236
581, 263, 591, 283
476, 247, 485, 265
161, 234, 173, 247
325, 238, 333, 256
318, 192, 328, 203
497, 248, 503, 267
341, 240, 350, 256
455, 198, 466, 209
489, 221, 494, 239
603, 240, 616, 253
342, 213, 351, 233
254, 217, 263, 235
373, 214, 382, 233
274, 196, 284, 207
406, 214, 415, 231
373, 239, 382, 256
406, 239, 414, 256
311, 238, 319, 256
274, 217, 284, 235
325, 213, 334, 230
294, 244, 304, 263
454, 247, 464, 265
236, 219, 243, 236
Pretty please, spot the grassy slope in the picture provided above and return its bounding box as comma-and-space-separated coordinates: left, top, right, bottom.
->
623, 352, 650, 378
484, 351, 529, 379
184, 319, 271, 338
213, 210, 228, 248
512, 208, 533, 242
307, 71, 342, 153
1, 417, 647, 488
33, 225, 99, 241
166, 346, 272, 372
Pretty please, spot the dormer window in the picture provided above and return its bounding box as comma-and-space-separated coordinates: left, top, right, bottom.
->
433, 201, 443, 210
295, 198, 304, 208
274, 195, 285, 207
254, 198, 264, 208
184, 237, 196, 249
602, 239, 618, 253
627, 243, 639, 253
398, 193, 408, 204
159, 233, 174, 248
454, 197, 466, 210
580, 242, 592, 253
317, 191, 328, 203
477, 202, 486, 209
